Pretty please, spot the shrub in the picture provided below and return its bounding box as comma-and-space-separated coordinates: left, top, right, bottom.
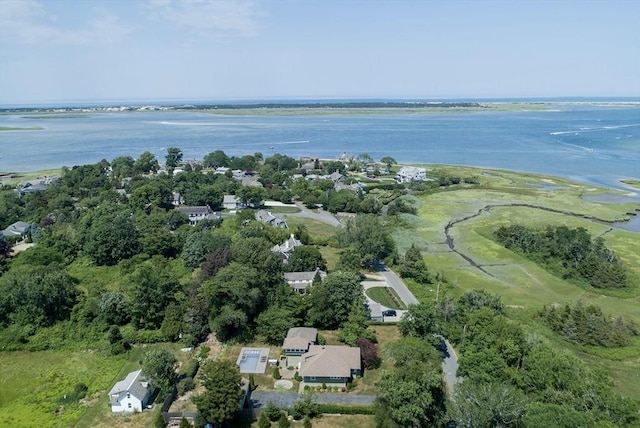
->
177, 377, 194, 395
181, 359, 200, 378
278, 414, 290, 428
291, 402, 305, 420
321, 382, 327, 390
258, 412, 271, 428
303, 416, 313, 428
294, 371, 302, 382
273, 367, 281, 380
264, 402, 282, 422
316, 404, 374, 415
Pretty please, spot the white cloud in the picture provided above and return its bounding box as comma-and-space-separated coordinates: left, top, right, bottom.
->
0, 0, 131, 45
146, 0, 260, 36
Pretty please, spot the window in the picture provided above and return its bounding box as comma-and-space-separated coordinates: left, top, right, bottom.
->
309, 376, 316, 381
330, 376, 341, 380
127, 392, 130, 398
128, 403, 131, 408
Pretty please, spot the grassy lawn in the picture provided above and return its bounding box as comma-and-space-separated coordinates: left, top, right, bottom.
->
365, 287, 407, 310
404, 169, 640, 399
353, 325, 401, 396
266, 206, 302, 214
0, 168, 61, 183
284, 217, 338, 240
0, 348, 133, 427
318, 246, 341, 271
75, 344, 191, 428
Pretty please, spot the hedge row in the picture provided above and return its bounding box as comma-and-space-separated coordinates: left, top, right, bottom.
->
316, 404, 375, 415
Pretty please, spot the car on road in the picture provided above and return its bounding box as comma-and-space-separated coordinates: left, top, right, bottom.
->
382, 309, 397, 317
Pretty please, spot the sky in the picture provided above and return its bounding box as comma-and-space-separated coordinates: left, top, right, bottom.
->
0, 0, 639, 105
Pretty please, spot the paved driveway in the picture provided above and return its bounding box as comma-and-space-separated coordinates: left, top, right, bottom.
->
374, 263, 419, 306
250, 391, 300, 409
285, 202, 343, 227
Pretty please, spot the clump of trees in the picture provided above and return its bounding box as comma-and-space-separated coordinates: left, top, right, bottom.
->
495, 224, 628, 288
336, 214, 396, 269
399, 244, 430, 283
538, 301, 637, 347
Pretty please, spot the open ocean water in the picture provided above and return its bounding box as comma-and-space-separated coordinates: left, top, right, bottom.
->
1, 103, 639, 192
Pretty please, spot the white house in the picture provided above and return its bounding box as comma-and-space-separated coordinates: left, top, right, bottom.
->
109, 369, 152, 413
284, 268, 327, 294
395, 166, 427, 183
223, 194, 245, 210
176, 205, 221, 225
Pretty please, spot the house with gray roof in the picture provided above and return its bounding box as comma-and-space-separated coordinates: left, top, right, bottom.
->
282, 327, 318, 367
284, 268, 327, 294
223, 194, 245, 210
272, 234, 301, 261
176, 205, 221, 225
0, 221, 30, 240
298, 345, 361, 388
109, 369, 152, 413
256, 210, 288, 228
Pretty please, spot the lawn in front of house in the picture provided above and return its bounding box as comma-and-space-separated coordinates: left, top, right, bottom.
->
365, 287, 407, 310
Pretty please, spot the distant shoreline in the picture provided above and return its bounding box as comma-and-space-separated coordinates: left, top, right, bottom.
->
1, 100, 639, 116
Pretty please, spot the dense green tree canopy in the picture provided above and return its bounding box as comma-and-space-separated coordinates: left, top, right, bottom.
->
0, 264, 79, 327
307, 271, 363, 329
194, 360, 243, 426
78, 203, 139, 266
336, 214, 396, 268
285, 245, 327, 272
203, 150, 230, 168
142, 348, 178, 397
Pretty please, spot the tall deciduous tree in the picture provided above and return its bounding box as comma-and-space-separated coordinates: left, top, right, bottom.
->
128, 257, 182, 329
336, 214, 395, 268
194, 360, 243, 426
307, 271, 362, 329
79, 204, 139, 266
398, 302, 439, 342
134, 151, 159, 174
142, 348, 178, 397
165, 147, 183, 173
380, 156, 396, 169
203, 150, 230, 168
285, 246, 327, 272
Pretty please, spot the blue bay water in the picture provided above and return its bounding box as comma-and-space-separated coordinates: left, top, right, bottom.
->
1, 104, 639, 192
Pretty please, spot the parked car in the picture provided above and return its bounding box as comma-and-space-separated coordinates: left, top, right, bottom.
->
382, 309, 397, 317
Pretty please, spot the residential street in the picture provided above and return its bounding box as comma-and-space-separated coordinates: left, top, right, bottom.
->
374, 262, 419, 306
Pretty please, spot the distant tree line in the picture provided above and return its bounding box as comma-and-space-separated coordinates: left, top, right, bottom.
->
538, 301, 637, 347
494, 224, 628, 288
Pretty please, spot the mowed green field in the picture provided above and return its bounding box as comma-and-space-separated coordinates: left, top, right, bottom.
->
401, 169, 640, 399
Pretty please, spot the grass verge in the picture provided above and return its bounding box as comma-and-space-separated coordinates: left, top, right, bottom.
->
365, 287, 407, 310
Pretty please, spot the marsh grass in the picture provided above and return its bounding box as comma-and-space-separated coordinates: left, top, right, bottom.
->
408, 173, 640, 399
